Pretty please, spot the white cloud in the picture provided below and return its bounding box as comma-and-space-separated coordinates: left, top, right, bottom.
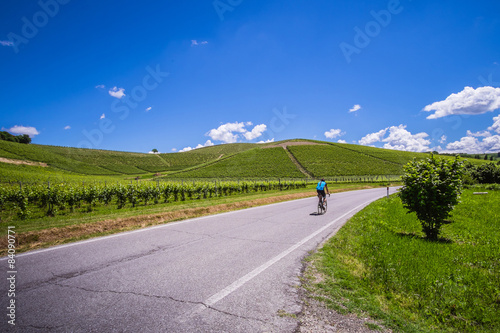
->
349, 104, 361, 113
207, 122, 247, 143
423, 86, 500, 119
191, 40, 208, 46
95, 84, 105, 89
108, 87, 126, 99
359, 125, 431, 152
145, 106, 152, 112
257, 138, 275, 144
100, 114, 105, 119
439, 135, 447, 144
359, 128, 388, 145
337, 139, 347, 143
197, 140, 214, 149
0, 40, 13, 47
171, 148, 178, 152
206, 121, 266, 143
443, 115, 500, 153
64, 125, 71, 130
324, 129, 345, 139
179, 140, 214, 153
243, 124, 267, 140
445, 135, 500, 154
488, 114, 500, 134
179, 146, 194, 152
382, 125, 431, 152
5, 125, 40, 138
466, 130, 491, 138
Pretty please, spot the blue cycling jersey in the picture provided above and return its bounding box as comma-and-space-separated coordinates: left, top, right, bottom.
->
316, 181, 326, 191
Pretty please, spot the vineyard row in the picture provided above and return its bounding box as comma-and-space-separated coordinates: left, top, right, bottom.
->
0, 180, 307, 219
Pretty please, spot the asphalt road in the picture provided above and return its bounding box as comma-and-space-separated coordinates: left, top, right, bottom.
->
1, 187, 399, 332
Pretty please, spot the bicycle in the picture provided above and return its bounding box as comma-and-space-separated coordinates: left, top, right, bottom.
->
317, 193, 329, 215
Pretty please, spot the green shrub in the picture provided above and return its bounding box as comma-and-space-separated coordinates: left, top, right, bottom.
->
399, 156, 464, 240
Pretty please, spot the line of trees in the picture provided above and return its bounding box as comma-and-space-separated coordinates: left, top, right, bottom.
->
464, 162, 500, 184
440, 152, 500, 161
0, 131, 31, 144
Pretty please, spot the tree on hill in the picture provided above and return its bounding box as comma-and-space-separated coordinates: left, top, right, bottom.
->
0, 131, 31, 144
152, 148, 158, 153
399, 156, 465, 240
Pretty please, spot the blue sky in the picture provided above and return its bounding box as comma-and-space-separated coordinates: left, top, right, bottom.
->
1, 0, 500, 154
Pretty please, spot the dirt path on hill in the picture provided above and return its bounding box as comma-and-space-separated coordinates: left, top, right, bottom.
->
0, 157, 48, 167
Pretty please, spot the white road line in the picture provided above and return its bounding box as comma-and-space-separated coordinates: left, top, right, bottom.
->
184, 196, 380, 319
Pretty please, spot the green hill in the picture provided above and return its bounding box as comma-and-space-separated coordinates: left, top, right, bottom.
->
164, 147, 305, 179
159, 143, 255, 171
288, 144, 403, 176
0, 139, 490, 183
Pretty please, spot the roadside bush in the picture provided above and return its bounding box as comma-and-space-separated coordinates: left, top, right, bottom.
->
399, 156, 464, 240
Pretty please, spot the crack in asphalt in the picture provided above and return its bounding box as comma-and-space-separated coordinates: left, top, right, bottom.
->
18, 246, 164, 292
52, 282, 272, 328
17, 239, 207, 293
52, 282, 205, 307
19, 324, 65, 331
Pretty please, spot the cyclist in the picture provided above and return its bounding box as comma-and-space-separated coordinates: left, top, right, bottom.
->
316, 178, 330, 209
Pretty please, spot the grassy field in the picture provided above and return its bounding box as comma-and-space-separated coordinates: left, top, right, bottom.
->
163, 147, 306, 179
288, 144, 404, 176
332, 142, 431, 165
159, 142, 256, 171
303, 187, 500, 332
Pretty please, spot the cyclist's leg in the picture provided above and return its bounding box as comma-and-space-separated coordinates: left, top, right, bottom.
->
317, 190, 323, 208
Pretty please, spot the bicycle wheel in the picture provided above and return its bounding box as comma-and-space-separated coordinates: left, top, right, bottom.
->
323, 200, 327, 213
318, 202, 322, 215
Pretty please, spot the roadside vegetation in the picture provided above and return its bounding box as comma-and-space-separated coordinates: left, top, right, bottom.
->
303, 188, 499, 332
303, 155, 499, 332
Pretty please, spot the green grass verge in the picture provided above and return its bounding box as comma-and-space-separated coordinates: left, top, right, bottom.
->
304, 188, 500, 333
